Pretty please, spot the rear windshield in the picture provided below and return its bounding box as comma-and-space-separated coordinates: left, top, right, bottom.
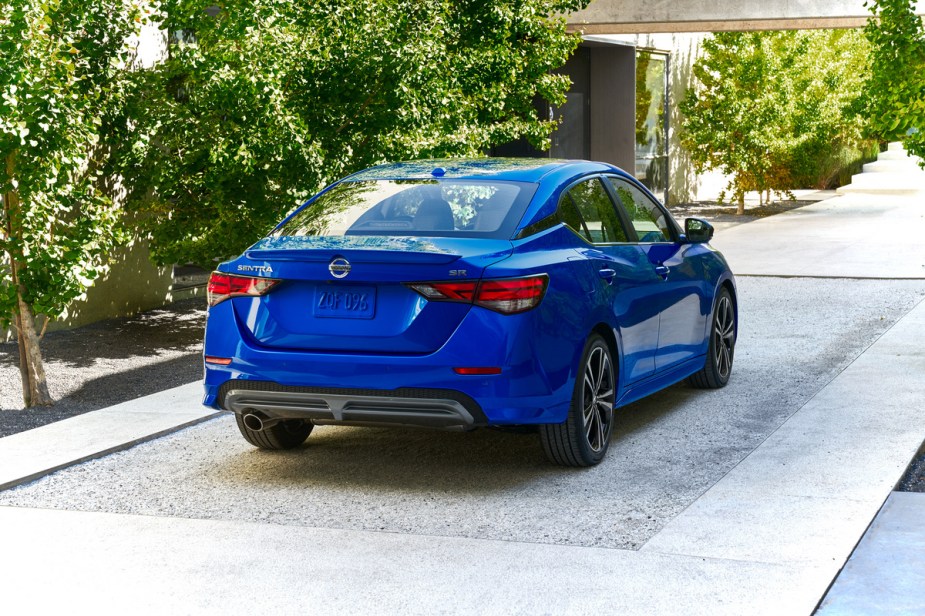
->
272, 179, 537, 239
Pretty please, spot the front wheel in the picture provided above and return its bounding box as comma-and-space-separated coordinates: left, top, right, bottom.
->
540, 334, 616, 467
688, 287, 735, 389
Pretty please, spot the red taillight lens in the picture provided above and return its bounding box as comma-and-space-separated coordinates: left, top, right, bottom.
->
475, 276, 548, 314
407, 275, 548, 315
207, 272, 280, 307
407, 281, 478, 302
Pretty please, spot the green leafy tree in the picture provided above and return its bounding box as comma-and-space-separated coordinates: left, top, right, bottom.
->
679, 30, 871, 214
863, 0, 925, 162
1, 0, 144, 406
113, 0, 585, 268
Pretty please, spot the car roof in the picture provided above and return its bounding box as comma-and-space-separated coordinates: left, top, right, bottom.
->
345, 158, 619, 184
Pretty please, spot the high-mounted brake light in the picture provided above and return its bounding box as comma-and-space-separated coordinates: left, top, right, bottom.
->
407, 274, 548, 315
207, 272, 280, 307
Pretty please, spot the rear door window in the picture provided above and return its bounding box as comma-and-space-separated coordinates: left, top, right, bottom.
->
560, 178, 629, 244
606, 177, 675, 242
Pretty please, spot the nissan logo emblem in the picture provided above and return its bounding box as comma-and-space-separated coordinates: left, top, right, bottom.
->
329, 257, 351, 279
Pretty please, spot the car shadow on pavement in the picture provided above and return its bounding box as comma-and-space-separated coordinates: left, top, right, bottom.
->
205, 385, 702, 494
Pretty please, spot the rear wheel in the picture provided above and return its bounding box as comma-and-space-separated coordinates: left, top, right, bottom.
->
688, 287, 735, 389
540, 334, 615, 467
235, 414, 313, 450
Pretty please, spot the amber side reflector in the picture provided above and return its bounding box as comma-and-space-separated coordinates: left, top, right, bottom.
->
453, 367, 502, 375
205, 356, 233, 365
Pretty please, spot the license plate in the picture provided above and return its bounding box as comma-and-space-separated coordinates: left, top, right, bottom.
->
313, 286, 376, 319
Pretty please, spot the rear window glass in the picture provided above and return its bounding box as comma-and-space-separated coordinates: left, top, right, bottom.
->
273, 179, 537, 239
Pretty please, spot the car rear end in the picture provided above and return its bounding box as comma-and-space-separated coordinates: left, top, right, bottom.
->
202, 167, 574, 431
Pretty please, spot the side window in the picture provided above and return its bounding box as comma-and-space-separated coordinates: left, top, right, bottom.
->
607, 177, 673, 242
561, 178, 628, 244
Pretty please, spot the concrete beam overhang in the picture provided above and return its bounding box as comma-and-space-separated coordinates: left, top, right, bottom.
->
567, 0, 924, 33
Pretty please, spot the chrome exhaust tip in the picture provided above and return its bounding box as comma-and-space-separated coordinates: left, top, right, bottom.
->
242, 412, 265, 431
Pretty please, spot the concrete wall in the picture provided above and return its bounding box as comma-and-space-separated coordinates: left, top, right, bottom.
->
569, 0, 923, 33
2, 241, 203, 342
589, 46, 637, 173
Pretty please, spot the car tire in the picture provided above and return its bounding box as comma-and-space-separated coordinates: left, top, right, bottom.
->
540, 334, 616, 467
688, 287, 735, 389
235, 414, 313, 450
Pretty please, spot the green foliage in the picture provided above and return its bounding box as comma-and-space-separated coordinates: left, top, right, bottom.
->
679, 30, 873, 206
114, 0, 585, 268
863, 0, 925, 162
0, 0, 144, 328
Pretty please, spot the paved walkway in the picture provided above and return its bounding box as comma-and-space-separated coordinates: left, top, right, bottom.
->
0, 191, 923, 614
711, 193, 925, 278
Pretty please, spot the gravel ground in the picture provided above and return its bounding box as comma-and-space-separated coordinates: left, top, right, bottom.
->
2, 277, 924, 549
0, 298, 206, 438
898, 450, 925, 492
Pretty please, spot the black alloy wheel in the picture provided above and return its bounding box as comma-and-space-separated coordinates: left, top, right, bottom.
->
540, 334, 616, 467
688, 287, 735, 389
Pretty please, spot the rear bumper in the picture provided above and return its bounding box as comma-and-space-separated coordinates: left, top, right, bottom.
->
220, 381, 486, 429
202, 300, 577, 425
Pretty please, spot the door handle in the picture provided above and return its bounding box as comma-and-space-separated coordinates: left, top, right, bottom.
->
654, 265, 670, 280
598, 268, 616, 284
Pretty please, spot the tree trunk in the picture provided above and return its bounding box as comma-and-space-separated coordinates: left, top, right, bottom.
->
737, 195, 745, 216
3, 154, 54, 407
14, 288, 53, 407
14, 310, 31, 407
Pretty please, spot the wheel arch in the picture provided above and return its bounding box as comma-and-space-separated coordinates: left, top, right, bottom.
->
718, 276, 738, 333
591, 321, 623, 393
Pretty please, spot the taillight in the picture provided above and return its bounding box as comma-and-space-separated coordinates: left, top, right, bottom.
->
207, 272, 279, 307
475, 276, 548, 314
406, 281, 478, 302
407, 274, 548, 315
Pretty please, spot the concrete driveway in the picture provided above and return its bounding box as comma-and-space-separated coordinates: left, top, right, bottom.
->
0, 192, 923, 615
712, 193, 925, 278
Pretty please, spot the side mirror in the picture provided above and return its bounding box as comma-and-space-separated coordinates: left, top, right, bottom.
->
685, 218, 714, 244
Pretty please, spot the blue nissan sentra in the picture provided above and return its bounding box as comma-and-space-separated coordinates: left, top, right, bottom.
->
203, 158, 736, 466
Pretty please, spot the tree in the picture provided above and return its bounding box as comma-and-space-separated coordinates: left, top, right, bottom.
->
679, 30, 871, 214
113, 0, 586, 268
1, 0, 144, 406
863, 0, 925, 162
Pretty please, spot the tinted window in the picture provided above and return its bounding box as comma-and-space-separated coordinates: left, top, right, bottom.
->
563, 178, 628, 244
273, 180, 536, 239
607, 177, 673, 242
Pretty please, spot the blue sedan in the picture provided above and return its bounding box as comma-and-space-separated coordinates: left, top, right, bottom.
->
203, 159, 736, 466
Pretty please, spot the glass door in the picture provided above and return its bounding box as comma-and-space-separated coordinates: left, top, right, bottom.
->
635, 50, 669, 203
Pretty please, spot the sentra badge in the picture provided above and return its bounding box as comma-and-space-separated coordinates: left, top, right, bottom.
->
237, 264, 274, 274
329, 257, 351, 279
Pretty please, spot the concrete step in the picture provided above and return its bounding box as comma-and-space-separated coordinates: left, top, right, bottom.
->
845, 171, 925, 187
837, 184, 924, 195
863, 159, 925, 173
876, 150, 918, 162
